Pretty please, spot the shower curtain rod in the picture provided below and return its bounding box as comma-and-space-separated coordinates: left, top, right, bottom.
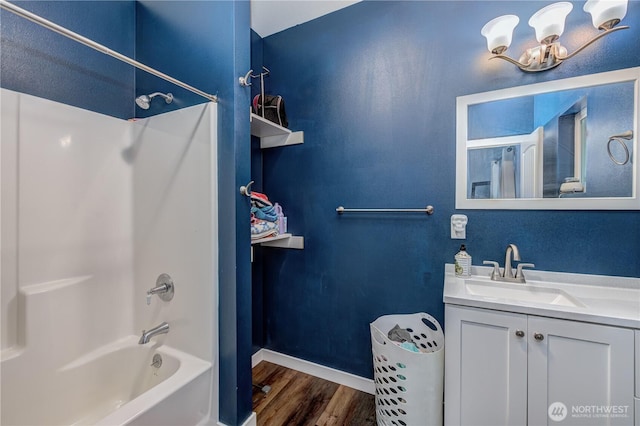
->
0, 0, 218, 103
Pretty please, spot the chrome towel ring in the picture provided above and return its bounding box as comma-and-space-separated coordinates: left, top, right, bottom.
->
607, 130, 633, 165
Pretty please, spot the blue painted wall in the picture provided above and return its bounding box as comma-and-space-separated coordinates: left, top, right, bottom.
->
221, 3, 253, 423
469, 97, 534, 139
252, 0, 640, 379
135, 1, 228, 117
250, 29, 267, 355
0, 1, 135, 119
580, 82, 635, 197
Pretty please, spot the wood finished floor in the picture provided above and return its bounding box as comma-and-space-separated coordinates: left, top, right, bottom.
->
252, 361, 376, 426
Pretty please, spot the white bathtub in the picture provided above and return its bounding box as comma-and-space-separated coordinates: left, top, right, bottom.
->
1, 336, 212, 426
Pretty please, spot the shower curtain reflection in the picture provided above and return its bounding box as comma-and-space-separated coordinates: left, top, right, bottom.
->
469, 145, 520, 199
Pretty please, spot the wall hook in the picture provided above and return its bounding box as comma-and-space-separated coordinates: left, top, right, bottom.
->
240, 181, 254, 196
239, 67, 270, 87
239, 69, 253, 87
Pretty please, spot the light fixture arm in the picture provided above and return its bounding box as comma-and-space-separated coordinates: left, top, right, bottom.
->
489, 54, 533, 71
554, 25, 629, 60
489, 25, 629, 73
490, 43, 561, 73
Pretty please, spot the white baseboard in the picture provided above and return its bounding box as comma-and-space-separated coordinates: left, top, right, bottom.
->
242, 412, 257, 426
251, 349, 375, 395
217, 411, 256, 426
251, 349, 264, 368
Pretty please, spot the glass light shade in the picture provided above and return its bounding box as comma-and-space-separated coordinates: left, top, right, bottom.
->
584, 0, 628, 29
528, 2, 573, 43
481, 15, 520, 54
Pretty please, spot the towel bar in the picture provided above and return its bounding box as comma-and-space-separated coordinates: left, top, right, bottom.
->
336, 206, 434, 215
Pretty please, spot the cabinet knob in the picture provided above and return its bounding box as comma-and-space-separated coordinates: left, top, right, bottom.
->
515, 330, 525, 338
534, 332, 544, 341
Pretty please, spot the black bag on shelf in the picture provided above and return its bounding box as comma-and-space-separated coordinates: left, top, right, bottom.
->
252, 94, 288, 128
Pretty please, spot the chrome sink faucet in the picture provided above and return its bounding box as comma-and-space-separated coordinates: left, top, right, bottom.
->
138, 321, 169, 344
483, 244, 535, 283
504, 243, 520, 279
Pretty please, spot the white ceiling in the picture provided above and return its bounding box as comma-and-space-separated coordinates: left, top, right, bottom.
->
250, 0, 361, 38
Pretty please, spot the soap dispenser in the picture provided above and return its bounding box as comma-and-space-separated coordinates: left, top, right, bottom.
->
454, 244, 472, 277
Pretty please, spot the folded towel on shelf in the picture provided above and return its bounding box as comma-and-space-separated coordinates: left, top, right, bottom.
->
250, 191, 272, 208
251, 205, 278, 222
251, 216, 278, 240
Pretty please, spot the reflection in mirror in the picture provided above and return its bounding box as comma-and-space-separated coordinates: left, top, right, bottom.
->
468, 81, 633, 199
456, 67, 639, 210
469, 144, 519, 198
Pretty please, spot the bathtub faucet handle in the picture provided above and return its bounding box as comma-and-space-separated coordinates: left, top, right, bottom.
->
146, 273, 175, 305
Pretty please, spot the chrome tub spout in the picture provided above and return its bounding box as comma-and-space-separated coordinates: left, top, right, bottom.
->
138, 321, 169, 344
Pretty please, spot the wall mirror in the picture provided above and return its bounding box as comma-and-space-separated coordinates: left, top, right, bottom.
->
456, 67, 639, 210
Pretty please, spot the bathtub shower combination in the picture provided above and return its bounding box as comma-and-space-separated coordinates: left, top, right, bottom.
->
1, 1, 220, 423
0, 88, 219, 425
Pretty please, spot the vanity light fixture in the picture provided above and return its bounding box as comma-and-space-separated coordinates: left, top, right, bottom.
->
481, 0, 629, 72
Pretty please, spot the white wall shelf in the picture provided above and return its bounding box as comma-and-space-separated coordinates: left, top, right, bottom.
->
250, 233, 304, 262
250, 113, 304, 148
249, 111, 304, 251
251, 233, 304, 249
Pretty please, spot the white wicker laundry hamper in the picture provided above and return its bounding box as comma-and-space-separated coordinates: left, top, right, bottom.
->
370, 312, 444, 426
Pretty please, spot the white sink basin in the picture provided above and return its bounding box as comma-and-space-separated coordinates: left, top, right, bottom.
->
464, 279, 585, 308
444, 264, 640, 328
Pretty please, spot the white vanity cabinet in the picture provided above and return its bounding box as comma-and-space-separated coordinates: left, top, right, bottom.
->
527, 315, 634, 426
445, 305, 635, 426
444, 306, 528, 425
636, 330, 640, 426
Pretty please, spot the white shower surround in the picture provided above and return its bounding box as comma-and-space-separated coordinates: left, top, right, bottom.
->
0, 88, 218, 425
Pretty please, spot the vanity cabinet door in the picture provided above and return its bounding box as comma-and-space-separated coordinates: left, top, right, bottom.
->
527, 316, 635, 426
445, 305, 528, 426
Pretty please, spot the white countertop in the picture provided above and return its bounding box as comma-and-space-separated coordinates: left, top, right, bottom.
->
443, 264, 640, 329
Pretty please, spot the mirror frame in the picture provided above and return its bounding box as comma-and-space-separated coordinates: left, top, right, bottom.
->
456, 67, 640, 210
